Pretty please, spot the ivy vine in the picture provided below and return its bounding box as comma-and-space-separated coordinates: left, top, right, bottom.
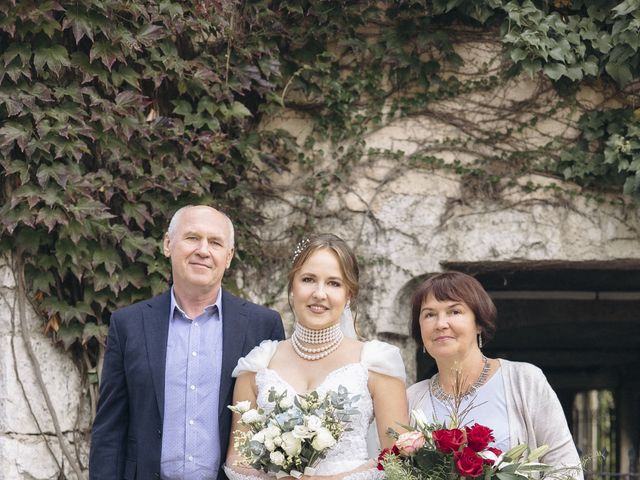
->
1, 1, 640, 474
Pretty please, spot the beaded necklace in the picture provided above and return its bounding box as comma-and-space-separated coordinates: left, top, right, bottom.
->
291, 323, 344, 361
429, 355, 490, 403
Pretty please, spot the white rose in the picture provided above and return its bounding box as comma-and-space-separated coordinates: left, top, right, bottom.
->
241, 409, 264, 424
306, 415, 322, 431
293, 425, 314, 439
252, 430, 266, 443
264, 438, 276, 452
311, 428, 336, 451
265, 425, 281, 439
233, 401, 252, 414
273, 435, 282, 447
281, 431, 302, 457
279, 396, 294, 409
270, 451, 286, 466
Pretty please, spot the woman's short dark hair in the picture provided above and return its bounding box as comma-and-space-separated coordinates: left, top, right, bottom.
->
410, 271, 496, 346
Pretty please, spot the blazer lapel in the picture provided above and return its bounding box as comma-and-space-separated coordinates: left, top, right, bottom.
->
142, 290, 171, 421
219, 290, 248, 416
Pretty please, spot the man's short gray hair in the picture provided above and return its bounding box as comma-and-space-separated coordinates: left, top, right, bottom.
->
167, 205, 235, 249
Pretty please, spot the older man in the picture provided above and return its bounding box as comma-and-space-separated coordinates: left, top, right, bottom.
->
89, 206, 284, 480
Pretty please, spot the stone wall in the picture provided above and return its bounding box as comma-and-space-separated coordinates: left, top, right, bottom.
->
0, 256, 89, 479
2, 31, 640, 479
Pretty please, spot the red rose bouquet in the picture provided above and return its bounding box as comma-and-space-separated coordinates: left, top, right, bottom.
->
379, 409, 554, 480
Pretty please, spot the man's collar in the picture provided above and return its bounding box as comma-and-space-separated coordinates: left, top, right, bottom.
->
170, 286, 222, 320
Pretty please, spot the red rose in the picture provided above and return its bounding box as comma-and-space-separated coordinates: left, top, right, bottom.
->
376, 445, 400, 470
454, 446, 485, 477
432, 428, 465, 453
465, 423, 495, 452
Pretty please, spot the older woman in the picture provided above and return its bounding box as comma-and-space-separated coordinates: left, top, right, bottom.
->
407, 271, 582, 476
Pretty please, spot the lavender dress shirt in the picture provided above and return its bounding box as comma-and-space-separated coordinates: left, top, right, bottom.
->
160, 288, 223, 480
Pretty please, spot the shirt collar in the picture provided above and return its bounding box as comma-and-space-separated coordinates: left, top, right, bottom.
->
170, 286, 222, 321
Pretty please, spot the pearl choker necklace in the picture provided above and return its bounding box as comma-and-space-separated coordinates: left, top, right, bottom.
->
291, 323, 344, 361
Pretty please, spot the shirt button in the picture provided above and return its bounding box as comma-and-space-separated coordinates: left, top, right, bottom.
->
189, 419, 194, 425
192, 351, 197, 356
190, 385, 196, 390
194, 322, 199, 327
188, 455, 193, 462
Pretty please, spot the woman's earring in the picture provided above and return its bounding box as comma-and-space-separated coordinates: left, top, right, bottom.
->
477, 333, 483, 349
422, 346, 427, 354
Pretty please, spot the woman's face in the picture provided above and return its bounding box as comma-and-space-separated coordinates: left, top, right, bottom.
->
419, 294, 480, 360
291, 248, 349, 330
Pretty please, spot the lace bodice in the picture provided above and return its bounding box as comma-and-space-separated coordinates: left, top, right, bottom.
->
225, 340, 405, 480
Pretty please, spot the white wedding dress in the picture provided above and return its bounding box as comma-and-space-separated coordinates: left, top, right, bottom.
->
223, 339, 406, 480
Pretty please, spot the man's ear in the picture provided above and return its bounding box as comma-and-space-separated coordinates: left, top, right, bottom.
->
226, 248, 235, 269
163, 234, 171, 257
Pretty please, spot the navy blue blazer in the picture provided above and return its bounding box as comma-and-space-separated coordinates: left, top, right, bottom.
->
89, 289, 285, 480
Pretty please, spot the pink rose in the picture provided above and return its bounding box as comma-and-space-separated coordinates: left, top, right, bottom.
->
395, 431, 426, 455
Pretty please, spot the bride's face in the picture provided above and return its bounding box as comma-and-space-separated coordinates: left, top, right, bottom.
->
291, 248, 349, 330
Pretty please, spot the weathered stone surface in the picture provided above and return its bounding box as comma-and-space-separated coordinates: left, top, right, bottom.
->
0, 432, 88, 480
0, 257, 90, 477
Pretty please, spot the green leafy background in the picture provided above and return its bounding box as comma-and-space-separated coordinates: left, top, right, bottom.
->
1, 0, 639, 428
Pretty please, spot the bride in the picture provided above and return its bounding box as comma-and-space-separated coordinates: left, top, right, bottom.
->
224, 234, 409, 480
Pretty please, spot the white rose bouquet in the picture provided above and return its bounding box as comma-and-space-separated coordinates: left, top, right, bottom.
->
229, 385, 359, 478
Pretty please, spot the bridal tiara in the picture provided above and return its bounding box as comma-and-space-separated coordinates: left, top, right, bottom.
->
292, 238, 310, 263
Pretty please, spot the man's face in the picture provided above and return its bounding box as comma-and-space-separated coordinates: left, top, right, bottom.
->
163, 207, 234, 295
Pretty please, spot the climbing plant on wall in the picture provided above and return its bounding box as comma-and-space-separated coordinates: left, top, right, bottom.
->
1, 0, 639, 473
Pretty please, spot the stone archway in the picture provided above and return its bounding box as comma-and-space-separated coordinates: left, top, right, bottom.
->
407, 261, 640, 478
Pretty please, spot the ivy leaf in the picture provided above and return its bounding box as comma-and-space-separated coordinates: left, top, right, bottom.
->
90, 41, 123, 71
137, 24, 165, 45
228, 101, 252, 119
509, 48, 528, 62
3, 43, 31, 66
56, 323, 83, 350
62, 9, 94, 44
33, 45, 70, 76
613, 1, 640, 17
543, 63, 567, 80
0, 122, 32, 152
82, 323, 109, 345
605, 61, 633, 87
112, 66, 140, 90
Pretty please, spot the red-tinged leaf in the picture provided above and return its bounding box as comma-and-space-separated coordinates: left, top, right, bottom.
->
92, 248, 122, 276
90, 41, 123, 71
62, 10, 94, 44
137, 24, 165, 45
0, 122, 32, 152
32, 45, 70, 76
3, 43, 31, 66
122, 202, 153, 229
115, 90, 146, 108
111, 66, 140, 90
36, 206, 69, 232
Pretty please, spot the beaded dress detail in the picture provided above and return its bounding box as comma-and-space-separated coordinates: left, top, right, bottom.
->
224, 340, 406, 480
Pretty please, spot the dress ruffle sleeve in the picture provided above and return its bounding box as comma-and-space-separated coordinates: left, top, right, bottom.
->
231, 340, 280, 378
361, 340, 406, 383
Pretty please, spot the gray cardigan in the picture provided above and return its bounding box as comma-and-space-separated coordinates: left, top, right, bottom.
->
407, 359, 583, 479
